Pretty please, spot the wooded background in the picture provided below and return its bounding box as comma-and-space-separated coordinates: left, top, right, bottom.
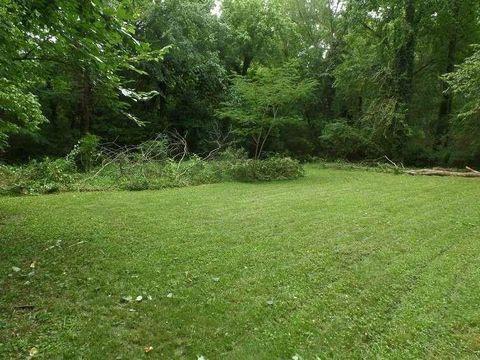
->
2, 0, 480, 166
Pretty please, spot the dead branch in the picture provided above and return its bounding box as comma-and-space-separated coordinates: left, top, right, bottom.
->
384, 155, 401, 168
168, 130, 189, 169
203, 123, 233, 161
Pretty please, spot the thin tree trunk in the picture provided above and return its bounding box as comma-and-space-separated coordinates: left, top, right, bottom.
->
80, 71, 93, 134
357, 96, 363, 119
257, 109, 277, 159
253, 128, 262, 160
46, 79, 58, 130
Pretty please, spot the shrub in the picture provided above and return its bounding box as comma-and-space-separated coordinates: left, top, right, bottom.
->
219, 147, 248, 163
27, 158, 75, 183
320, 121, 376, 160
0, 158, 75, 195
0, 165, 19, 195
284, 136, 316, 159
445, 117, 480, 167
401, 142, 436, 167
182, 155, 222, 184
68, 134, 100, 171
232, 156, 304, 182
121, 176, 150, 191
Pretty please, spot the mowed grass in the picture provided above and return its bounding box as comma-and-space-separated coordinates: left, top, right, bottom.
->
1, 166, 480, 359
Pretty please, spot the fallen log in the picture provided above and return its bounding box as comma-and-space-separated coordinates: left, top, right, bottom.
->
406, 166, 480, 177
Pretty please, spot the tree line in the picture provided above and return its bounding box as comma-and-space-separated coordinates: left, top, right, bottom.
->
1, 0, 480, 166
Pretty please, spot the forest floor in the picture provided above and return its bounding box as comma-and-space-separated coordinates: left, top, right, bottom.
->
1, 165, 480, 359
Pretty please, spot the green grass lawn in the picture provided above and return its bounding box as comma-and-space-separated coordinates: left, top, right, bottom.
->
1, 166, 480, 359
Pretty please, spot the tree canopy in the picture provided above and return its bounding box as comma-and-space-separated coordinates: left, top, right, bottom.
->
1, 0, 480, 166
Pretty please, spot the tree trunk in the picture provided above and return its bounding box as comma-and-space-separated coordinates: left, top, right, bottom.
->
437, 0, 459, 139
46, 79, 58, 130
357, 96, 363, 118
393, 0, 416, 112
80, 71, 93, 134
241, 55, 253, 76
323, 75, 336, 118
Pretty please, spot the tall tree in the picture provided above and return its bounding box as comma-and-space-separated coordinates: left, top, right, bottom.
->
0, 0, 163, 151
220, 0, 297, 75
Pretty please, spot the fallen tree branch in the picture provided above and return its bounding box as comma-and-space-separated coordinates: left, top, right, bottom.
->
466, 166, 480, 174
406, 167, 480, 177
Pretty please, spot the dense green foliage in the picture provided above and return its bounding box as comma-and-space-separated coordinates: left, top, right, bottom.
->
2, 167, 480, 358
1, 0, 480, 165
231, 156, 304, 181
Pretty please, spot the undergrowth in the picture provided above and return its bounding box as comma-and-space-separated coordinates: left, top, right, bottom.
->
0, 139, 304, 195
